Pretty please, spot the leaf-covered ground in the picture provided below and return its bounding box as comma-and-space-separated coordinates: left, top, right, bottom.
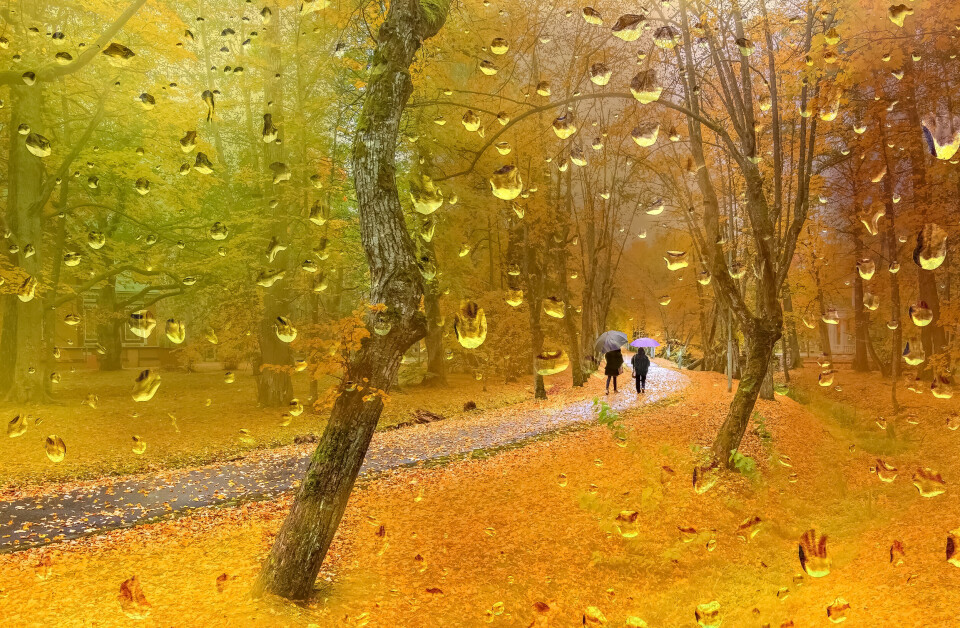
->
2, 365, 959, 626
0, 370, 536, 490
0, 365, 682, 549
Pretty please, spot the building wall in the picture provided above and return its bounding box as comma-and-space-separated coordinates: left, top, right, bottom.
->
52, 293, 177, 369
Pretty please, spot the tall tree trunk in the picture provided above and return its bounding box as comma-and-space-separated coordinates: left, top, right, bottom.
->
487, 214, 497, 290
780, 336, 791, 384
1, 83, 46, 402
815, 274, 833, 361
559, 169, 584, 387
254, 0, 443, 599
96, 277, 124, 371
0, 0, 141, 398
781, 284, 802, 367
579, 217, 598, 373
255, 6, 293, 406
255, 292, 294, 406
695, 281, 714, 370
851, 232, 871, 372
557, 255, 584, 387
522, 225, 547, 400
422, 273, 447, 386
880, 132, 902, 413
917, 267, 946, 372
43, 195, 67, 396
902, 57, 946, 377
418, 221, 446, 386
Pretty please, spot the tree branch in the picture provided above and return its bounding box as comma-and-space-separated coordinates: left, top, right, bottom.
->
0, 0, 147, 86
432, 92, 733, 182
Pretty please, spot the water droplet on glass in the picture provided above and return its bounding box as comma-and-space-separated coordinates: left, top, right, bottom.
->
7, 415, 27, 438
542, 297, 565, 318
913, 223, 947, 270
128, 310, 156, 339
275, 316, 297, 343
695, 601, 721, 628
132, 370, 161, 402
912, 468, 946, 497
581, 7, 602, 25
489, 165, 522, 200
536, 350, 569, 375
909, 302, 933, 327
25, 132, 51, 157
410, 174, 444, 213
664, 251, 688, 271
798, 529, 830, 577
454, 301, 487, 349
826, 597, 850, 623
612, 14, 645, 41
165, 319, 186, 344
44, 435, 66, 462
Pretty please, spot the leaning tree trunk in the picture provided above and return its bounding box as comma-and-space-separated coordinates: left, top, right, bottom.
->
711, 320, 780, 463
253, 0, 445, 600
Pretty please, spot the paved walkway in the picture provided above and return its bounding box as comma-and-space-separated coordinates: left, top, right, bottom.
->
0, 365, 686, 552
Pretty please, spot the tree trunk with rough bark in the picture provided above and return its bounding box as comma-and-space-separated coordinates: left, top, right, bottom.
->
253, 0, 443, 600
711, 321, 779, 461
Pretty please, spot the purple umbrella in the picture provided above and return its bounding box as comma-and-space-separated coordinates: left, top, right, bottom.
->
630, 337, 660, 348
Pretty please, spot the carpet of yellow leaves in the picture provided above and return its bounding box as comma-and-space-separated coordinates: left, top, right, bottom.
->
2, 365, 959, 626
0, 370, 533, 491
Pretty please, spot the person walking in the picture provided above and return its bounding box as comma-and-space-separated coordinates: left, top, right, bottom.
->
631, 349, 650, 394
604, 348, 624, 394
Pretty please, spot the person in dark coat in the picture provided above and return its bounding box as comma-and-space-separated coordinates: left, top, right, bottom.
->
604, 348, 624, 393
631, 349, 650, 393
